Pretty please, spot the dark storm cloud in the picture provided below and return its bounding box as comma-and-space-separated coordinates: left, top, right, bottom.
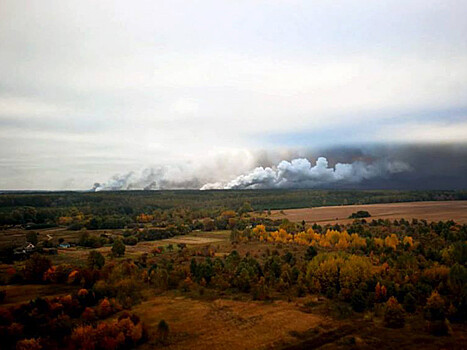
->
299, 144, 467, 190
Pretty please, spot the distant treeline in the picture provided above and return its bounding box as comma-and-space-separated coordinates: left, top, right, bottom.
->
0, 190, 465, 226
0, 189, 466, 210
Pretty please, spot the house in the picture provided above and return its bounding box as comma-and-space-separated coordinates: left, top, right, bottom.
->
24, 243, 35, 252
13, 243, 35, 259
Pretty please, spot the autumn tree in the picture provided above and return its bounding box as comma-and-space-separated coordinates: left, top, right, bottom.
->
375, 282, 387, 303
384, 297, 405, 328
112, 239, 125, 257
424, 291, 450, 335
87, 250, 105, 269
202, 218, 215, 231
424, 291, 445, 321
23, 254, 52, 283
238, 201, 253, 215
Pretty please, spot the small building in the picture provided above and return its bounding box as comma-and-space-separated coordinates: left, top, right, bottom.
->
24, 243, 35, 252
58, 243, 71, 249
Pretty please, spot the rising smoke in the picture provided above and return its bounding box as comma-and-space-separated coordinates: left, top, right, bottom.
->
91, 144, 467, 191
92, 156, 411, 191
92, 167, 203, 191
200, 157, 411, 190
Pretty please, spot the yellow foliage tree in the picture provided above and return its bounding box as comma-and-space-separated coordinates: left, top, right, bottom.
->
385, 234, 399, 250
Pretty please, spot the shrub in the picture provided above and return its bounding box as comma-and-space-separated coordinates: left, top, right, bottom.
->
349, 211, 371, 219
123, 236, 138, 246
424, 291, 445, 321
304, 246, 317, 261
157, 320, 169, 344
384, 297, 405, 328
97, 298, 113, 318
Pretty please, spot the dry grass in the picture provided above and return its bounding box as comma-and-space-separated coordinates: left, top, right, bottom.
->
134, 295, 327, 350
132, 293, 467, 349
1, 284, 78, 307
271, 200, 467, 225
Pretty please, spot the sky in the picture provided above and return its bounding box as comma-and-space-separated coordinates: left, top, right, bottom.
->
0, 0, 466, 190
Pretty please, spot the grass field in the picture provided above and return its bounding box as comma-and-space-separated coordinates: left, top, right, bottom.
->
271, 200, 467, 225
0, 283, 79, 307
131, 293, 467, 350
134, 294, 327, 350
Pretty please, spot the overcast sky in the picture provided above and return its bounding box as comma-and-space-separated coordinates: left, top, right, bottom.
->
0, 0, 466, 190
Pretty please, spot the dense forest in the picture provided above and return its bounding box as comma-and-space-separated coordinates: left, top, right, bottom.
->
0, 189, 465, 227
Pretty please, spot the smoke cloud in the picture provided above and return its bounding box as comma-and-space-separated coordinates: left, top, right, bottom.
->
92, 167, 203, 191
91, 144, 467, 191
200, 157, 411, 190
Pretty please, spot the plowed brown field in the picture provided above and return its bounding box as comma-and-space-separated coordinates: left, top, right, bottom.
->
271, 200, 467, 224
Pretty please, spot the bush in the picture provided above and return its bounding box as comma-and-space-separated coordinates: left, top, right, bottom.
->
123, 236, 138, 246
384, 297, 405, 328
349, 211, 371, 219
304, 246, 317, 261
424, 291, 445, 321
157, 319, 169, 344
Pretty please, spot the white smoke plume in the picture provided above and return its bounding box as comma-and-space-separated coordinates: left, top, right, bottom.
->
200, 157, 411, 190
91, 150, 259, 191
92, 167, 202, 191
